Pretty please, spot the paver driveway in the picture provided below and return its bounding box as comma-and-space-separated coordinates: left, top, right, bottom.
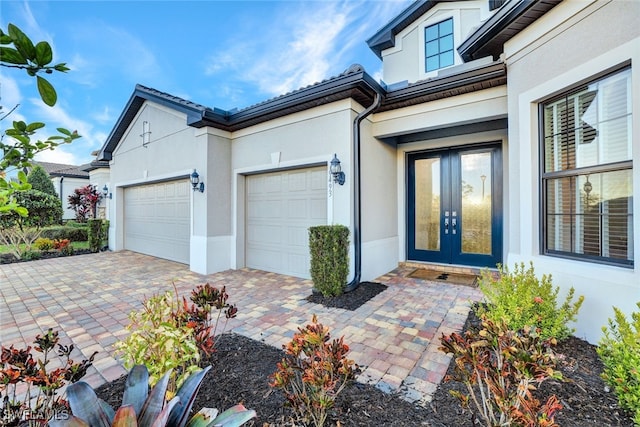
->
0, 250, 482, 404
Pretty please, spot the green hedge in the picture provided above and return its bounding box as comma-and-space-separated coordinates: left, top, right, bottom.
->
88, 219, 103, 253
309, 225, 349, 297
40, 225, 88, 242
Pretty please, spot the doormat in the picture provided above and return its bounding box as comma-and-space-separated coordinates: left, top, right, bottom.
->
408, 268, 478, 287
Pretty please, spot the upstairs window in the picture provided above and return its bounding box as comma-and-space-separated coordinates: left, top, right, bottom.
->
425, 18, 454, 72
541, 67, 633, 266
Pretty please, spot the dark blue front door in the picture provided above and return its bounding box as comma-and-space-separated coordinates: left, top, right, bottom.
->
407, 144, 502, 267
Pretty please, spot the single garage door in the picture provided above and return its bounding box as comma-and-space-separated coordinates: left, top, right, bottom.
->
246, 166, 327, 278
124, 180, 190, 264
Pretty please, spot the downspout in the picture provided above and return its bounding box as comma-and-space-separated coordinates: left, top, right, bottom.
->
59, 177, 64, 217
344, 85, 383, 293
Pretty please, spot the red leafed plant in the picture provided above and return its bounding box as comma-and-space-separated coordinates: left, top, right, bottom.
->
270, 315, 357, 427
67, 185, 102, 223
0, 329, 97, 426
439, 316, 563, 427
181, 283, 238, 357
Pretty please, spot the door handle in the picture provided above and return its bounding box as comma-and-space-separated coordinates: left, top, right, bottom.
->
444, 218, 449, 234
452, 218, 457, 234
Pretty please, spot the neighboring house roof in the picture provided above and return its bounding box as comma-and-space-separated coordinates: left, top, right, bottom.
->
458, 0, 562, 61
32, 162, 90, 179
83, 160, 110, 172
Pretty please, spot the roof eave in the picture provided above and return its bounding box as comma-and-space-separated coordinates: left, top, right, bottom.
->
98, 85, 210, 161
458, 0, 561, 62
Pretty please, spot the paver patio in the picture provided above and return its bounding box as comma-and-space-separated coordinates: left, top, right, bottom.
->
0, 251, 482, 405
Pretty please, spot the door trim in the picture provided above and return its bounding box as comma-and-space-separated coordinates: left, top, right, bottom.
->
406, 142, 503, 268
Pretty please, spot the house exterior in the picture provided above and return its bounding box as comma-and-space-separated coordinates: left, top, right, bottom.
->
32, 161, 90, 220
97, 0, 638, 344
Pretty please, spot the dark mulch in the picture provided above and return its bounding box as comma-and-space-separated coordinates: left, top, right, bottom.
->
306, 282, 387, 310
93, 283, 634, 426
0, 249, 93, 264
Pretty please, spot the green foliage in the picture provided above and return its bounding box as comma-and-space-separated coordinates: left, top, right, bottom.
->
1, 23, 80, 219
27, 164, 57, 196
34, 237, 55, 250
1, 23, 70, 106
101, 219, 110, 248
116, 284, 238, 395
439, 316, 563, 427
40, 224, 88, 241
87, 218, 103, 253
270, 315, 357, 427
477, 262, 584, 340
597, 302, 640, 425
0, 328, 96, 425
308, 225, 349, 297
52, 365, 256, 427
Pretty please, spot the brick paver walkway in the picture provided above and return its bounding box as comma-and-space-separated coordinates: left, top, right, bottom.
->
0, 251, 482, 405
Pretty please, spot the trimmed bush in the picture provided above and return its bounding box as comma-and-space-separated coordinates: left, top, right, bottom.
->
101, 219, 110, 248
87, 218, 103, 252
309, 225, 349, 297
476, 262, 584, 340
40, 225, 88, 242
34, 237, 55, 251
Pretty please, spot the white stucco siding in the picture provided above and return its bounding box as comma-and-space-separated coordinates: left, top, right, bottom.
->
381, 0, 490, 85
52, 176, 90, 220
230, 100, 357, 276
372, 86, 508, 139
504, 0, 640, 343
360, 115, 400, 281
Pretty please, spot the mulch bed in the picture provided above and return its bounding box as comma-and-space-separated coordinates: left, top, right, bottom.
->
0, 249, 93, 264
94, 282, 634, 426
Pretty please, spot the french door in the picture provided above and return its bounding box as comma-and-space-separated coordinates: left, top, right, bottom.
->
407, 144, 502, 267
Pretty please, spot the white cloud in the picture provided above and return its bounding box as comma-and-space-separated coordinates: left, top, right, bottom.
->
34, 146, 79, 165
0, 76, 26, 123
202, 0, 413, 99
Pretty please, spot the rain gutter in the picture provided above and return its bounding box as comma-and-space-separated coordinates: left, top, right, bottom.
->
344, 85, 383, 293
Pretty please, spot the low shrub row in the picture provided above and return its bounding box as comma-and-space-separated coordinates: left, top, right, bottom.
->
40, 225, 88, 242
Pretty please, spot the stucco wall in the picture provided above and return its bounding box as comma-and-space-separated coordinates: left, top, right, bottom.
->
230, 99, 355, 274
52, 176, 90, 220
381, 0, 490, 85
504, 0, 640, 343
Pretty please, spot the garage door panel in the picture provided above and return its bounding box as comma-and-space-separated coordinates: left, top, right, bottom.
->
246, 166, 327, 278
124, 180, 190, 264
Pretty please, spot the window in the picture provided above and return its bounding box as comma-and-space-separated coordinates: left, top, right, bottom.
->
541, 67, 633, 266
425, 18, 454, 72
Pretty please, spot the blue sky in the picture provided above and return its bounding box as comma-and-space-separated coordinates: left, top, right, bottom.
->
1, 0, 412, 167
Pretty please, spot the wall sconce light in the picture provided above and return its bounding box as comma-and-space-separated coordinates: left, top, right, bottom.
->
190, 169, 205, 193
102, 185, 112, 199
330, 154, 345, 186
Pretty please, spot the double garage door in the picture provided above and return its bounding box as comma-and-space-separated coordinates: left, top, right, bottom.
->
123, 167, 327, 277
246, 166, 327, 278
124, 180, 190, 264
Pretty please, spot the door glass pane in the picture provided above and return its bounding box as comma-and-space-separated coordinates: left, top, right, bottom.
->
460, 152, 492, 254
415, 158, 440, 251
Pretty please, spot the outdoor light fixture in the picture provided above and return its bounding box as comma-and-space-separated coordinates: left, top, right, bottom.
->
190, 169, 205, 193
102, 185, 112, 199
330, 154, 345, 185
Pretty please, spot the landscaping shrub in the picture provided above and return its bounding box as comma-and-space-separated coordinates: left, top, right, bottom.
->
0, 189, 63, 259
40, 225, 88, 241
270, 315, 357, 427
54, 238, 74, 256
101, 219, 110, 248
87, 218, 103, 252
116, 284, 238, 395
0, 328, 96, 425
476, 262, 584, 340
27, 164, 58, 197
67, 184, 101, 222
34, 237, 55, 250
439, 316, 563, 427
56, 365, 256, 427
597, 302, 640, 425
309, 225, 349, 297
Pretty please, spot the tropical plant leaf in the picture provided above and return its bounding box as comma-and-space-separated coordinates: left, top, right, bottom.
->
167, 365, 212, 427
34, 40, 53, 66
0, 46, 27, 64
67, 381, 112, 427
36, 75, 57, 106
122, 364, 149, 416
112, 405, 138, 427
138, 369, 172, 426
